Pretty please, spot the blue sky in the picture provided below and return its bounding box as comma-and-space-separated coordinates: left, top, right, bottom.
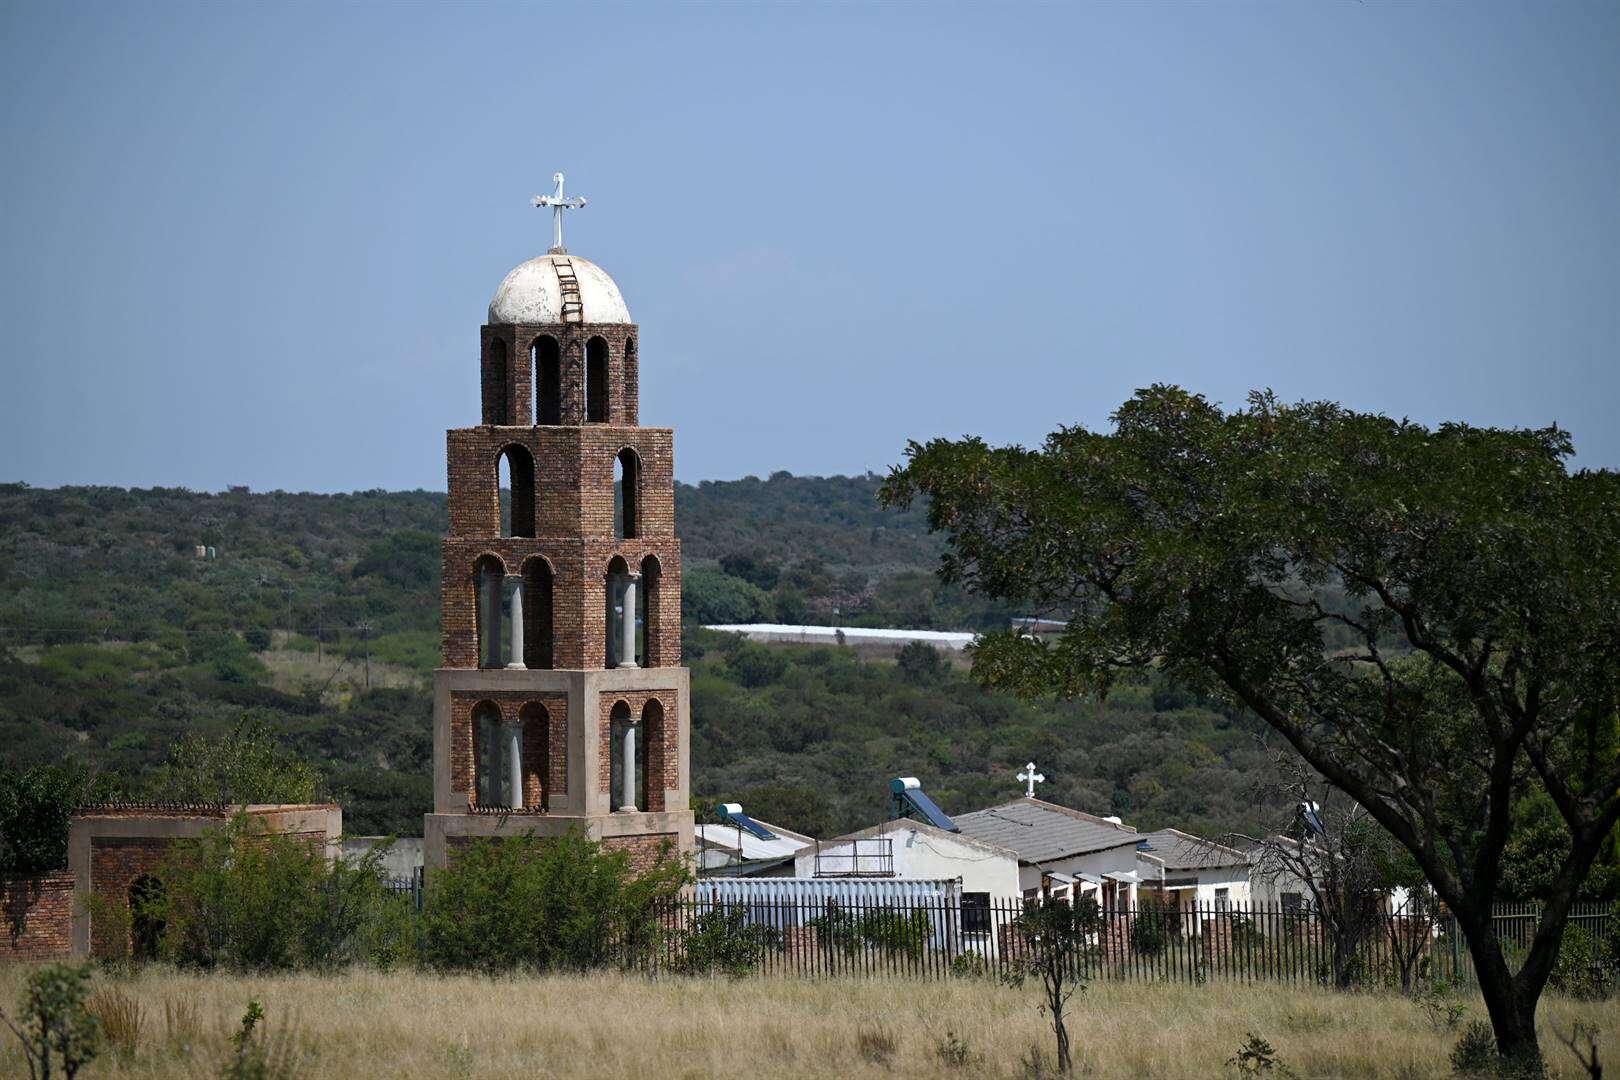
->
2, 1, 1616, 491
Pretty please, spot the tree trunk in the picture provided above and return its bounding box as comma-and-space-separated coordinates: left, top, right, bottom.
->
1467, 918, 1544, 1068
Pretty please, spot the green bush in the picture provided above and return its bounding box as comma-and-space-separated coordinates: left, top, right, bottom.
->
679, 905, 778, 976
1549, 924, 1611, 1000
1449, 1021, 1497, 1077
143, 814, 403, 971
418, 830, 687, 974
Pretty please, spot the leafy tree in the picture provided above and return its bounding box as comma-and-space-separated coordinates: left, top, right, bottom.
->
719, 549, 780, 591
0, 763, 120, 874
897, 641, 947, 684
150, 717, 321, 805
682, 569, 775, 625
1005, 895, 1101, 1075
0, 963, 101, 1080
883, 386, 1620, 1066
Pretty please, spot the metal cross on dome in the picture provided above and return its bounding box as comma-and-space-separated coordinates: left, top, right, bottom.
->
1018, 762, 1045, 799
533, 172, 587, 254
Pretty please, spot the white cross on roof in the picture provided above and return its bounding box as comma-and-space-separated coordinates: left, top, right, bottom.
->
533, 172, 587, 254
1017, 762, 1045, 799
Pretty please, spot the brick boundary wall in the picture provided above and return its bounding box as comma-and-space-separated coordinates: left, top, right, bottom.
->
0, 872, 74, 961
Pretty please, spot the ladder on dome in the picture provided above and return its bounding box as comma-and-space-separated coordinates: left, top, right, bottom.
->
553, 258, 584, 324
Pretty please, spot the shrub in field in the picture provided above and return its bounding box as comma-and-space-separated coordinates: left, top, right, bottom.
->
143, 814, 403, 971
1449, 1022, 1498, 1077
679, 905, 778, 976
1227, 1032, 1294, 1076
86, 986, 142, 1060
418, 830, 687, 974
856, 1022, 898, 1067
0, 962, 102, 1079
935, 1030, 981, 1070
223, 1000, 306, 1080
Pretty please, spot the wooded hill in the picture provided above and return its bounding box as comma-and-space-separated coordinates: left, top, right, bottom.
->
0, 476, 1357, 845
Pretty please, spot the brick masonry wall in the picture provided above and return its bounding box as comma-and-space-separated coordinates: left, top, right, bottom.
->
440, 538, 681, 670
481, 325, 639, 428
445, 426, 675, 541
597, 690, 678, 811
0, 872, 73, 961
448, 691, 569, 806
601, 833, 678, 876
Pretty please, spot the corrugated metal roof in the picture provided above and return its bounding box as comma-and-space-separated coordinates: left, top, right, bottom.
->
954, 799, 1141, 863
695, 823, 811, 862
694, 877, 960, 907
1135, 829, 1248, 871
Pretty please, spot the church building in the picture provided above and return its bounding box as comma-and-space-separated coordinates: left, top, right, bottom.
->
423, 175, 693, 870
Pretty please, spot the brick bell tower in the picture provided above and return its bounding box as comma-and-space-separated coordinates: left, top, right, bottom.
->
424, 174, 692, 871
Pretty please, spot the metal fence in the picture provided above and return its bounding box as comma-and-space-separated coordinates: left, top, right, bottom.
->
373, 878, 1614, 986
588, 896, 1616, 984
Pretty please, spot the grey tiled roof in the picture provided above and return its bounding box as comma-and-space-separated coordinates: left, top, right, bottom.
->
953, 799, 1142, 864
1134, 829, 1248, 871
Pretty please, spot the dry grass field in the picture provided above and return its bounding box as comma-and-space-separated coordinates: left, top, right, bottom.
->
1, 966, 1615, 1079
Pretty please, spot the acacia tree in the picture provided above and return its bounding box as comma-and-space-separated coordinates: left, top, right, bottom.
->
881, 386, 1620, 1066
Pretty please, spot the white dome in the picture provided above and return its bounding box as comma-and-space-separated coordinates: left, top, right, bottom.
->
487, 254, 632, 325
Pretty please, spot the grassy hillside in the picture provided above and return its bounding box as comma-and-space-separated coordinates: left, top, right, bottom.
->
0, 477, 1279, 838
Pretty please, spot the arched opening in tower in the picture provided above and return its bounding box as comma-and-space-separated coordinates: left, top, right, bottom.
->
498, 445, 535, 538
605, 555, 638, 669
518, 700, 550, 811
474, 554, 507, 669
522, 555, 554, 670
640, 554, 661, 667
640, 697, 665, 811
608, 699, 644, 812
532, 335, 561, 425
586, 336, 610, 422
615, 447, 640, 539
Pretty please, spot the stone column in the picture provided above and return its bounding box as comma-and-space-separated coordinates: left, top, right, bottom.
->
620, 722, 637, 812
506, 723, 524, 810
506, 575, 526, 670
619, 574, 639, 669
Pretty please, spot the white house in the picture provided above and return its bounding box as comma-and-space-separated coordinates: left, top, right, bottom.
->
795, 818, 1021, 900
953, 798, 1162, 911
1133, 828, 1254, 927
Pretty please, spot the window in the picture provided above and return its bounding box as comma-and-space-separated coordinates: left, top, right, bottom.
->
1281, 892, 1304, 916
607, 700, 644, 812
475, 556, 506, 669
474, 702, 522, 809
498, 445, 535, 538
522, 557, 554, 670
614, 448, 640, 539
533, 336, 561, 425
962, 892, 992, 936
639, 555, 660, 667
1215, 887, 1231, 914
585, 337, 609, 422
605, 556, 638, 669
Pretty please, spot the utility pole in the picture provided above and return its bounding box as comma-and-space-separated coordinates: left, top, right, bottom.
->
360, 622, 371, 688
284, 586, 294, 646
